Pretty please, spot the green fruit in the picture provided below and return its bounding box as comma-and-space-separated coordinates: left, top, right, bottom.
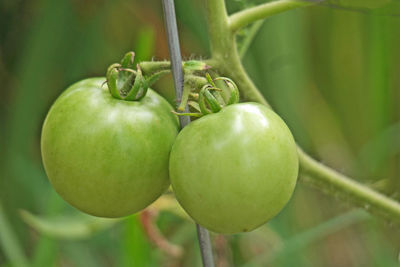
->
41, 77, 179, 218
169, 103, 298, 234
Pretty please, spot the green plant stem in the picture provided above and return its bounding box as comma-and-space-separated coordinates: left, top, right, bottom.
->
299, 149, 400, 224
139, 60, 209, 75
205, 0, 400, 225
239, 20, 264, 59
139, 61, 171, 74
206, 0, 268, 105
139, 61, 209, 90
228, 0, 313, 33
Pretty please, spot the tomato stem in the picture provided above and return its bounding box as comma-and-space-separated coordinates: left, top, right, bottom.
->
177, 84, 191, 111
139, 60, 210, 75
228, 0, 314, 33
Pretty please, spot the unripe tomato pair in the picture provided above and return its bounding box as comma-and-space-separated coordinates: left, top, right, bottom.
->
41, 77, 298, 234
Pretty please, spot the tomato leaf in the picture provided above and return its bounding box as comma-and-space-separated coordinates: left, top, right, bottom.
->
20, 210, 121, 240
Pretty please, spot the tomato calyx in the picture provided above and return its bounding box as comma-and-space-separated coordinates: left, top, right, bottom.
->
106, 52, 169, 101
106, 51, 212, 102
174, 73, 240, 117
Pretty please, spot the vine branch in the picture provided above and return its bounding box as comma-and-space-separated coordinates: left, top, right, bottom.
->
298, 149, 400, 225
239, 20, 264, 59
228, 0, 313, 33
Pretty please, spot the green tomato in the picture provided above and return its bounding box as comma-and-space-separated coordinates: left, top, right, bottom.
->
41, 78, 179, 218
169, 103, 298, 234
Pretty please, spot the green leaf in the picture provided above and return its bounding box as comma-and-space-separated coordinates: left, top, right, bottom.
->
119, 215, 156, 267
243, 210, 370, 266
20, 210, 121, 240
359, 122, 400, 177
0, 202, 29, 267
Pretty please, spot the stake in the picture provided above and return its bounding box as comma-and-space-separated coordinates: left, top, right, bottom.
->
161, 0, 215, 266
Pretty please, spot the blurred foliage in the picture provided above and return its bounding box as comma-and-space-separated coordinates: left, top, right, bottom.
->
1, 0, 400, 266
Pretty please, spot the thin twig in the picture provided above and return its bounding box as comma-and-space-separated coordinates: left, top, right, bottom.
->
139, 210, 183, 258
161, 0, 215, 266
239, 20, 264, 59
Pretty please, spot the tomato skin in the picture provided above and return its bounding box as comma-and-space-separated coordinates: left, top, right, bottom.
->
169, 103, 298, 234
41, 78, 179, 218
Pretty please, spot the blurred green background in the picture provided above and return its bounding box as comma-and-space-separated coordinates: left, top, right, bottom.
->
1, 0, 400, 266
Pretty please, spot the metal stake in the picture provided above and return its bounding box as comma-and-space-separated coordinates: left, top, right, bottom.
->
161, 0, 215, 266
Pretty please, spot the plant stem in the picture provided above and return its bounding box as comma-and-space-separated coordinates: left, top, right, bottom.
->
228, 0, 313, 33
139, 60, 210, 75
206, 0, 268, 106
298, 149, 400, 225
139, 61, 171, 74
239, 20, 264, 59
205, 0, 400, 226
161, 1, 215, 266
205, 0, 230, 59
